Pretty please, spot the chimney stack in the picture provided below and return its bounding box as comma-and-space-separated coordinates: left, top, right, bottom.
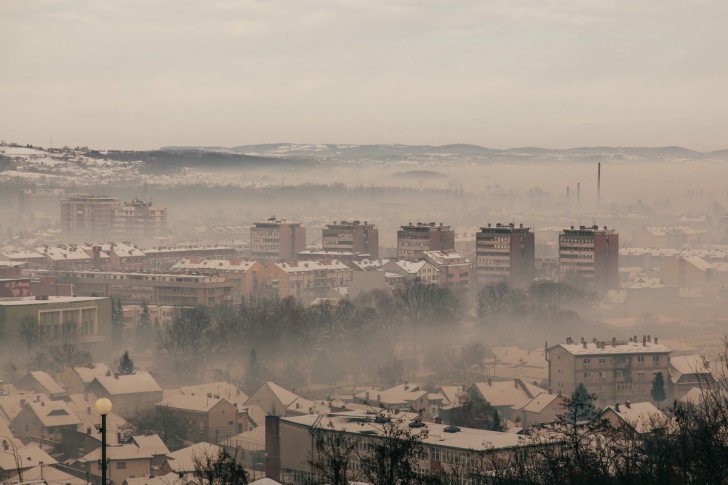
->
615, 402, 620, 412
625, 400, 631, 409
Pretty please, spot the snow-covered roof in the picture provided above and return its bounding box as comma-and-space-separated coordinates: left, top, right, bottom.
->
166, 442, 223, 473
0, 296, 107, 306
175, 381, 248, 406
172, 258, 260, 272
518, 392, 561, 414
35, 245, 91, 261
72, 363, 111, 384
29, 371, 66, 396
22, 399, 79, 428
356, 384, 427, 407
157, 394, 230, 413
392, 260, 430, 274
601, 402, 665, 433
91, 372, 162, 395
132, 434, 170, 456
274, 260, 350, 274
669, 355, 712, 383
283, 411, 531, 451
0, 443, 57, 471
553, 340, 670, 356
472, 380, 546, 409
80, 444, 154, 462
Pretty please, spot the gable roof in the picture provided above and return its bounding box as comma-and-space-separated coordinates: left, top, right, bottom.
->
669, 355, 712, 383
132, 434, 170, 456
24, 400, 81, 427
80, 444, 154, 463
601, 402, 666, 433
518, 392, 562, 414
91, 372, 162, 395
472, 380, 546, 409
72, 363, 112, 385
28, 371, 66, 396
157, 394, 231, 413
0, 443, 57, 471
166, 442, 222, 473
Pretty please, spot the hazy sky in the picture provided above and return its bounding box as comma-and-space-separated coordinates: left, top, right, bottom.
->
1, 0, 727, 151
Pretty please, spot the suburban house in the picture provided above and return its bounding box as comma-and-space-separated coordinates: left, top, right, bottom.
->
155, 394, 240, 443
11, 399, 81, 442
599, 401, 667, 434
513, 392, 565, 427
15, 371, 67, 400
86, 372, 163, 419
469, 379, 547, 417
77, 444, 153, 484
245, 382, 328, 417
58, 363, 111, 394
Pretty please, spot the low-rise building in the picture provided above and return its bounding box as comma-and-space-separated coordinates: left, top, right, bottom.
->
0, 296, 112, 354
12, 399, 81, 442
58, 363, 112, 395
422, 250, 472, 289
266, 260, 352, 302
547, 336, 670, 405
86, 372, 163, 419
156, 395, 240, 443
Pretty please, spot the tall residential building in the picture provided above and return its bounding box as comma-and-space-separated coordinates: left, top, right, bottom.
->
396, 222, 454, 258
559, 225, 619, 292
250, 217, 306, 263
547, 336, 670, 405
475, 223, 535, 287
322, 220, 379, 259
114, 199, 167, 243
61, 194, 121, 241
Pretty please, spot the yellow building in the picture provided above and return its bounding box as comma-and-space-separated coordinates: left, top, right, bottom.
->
546, 336, 670, 405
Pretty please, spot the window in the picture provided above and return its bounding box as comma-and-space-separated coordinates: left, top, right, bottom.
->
598, 358, 607, 365
616, 382, 633, 392
599, 372, 605, 379
117, 461, 126, 470
616, 357, 627, 365
583, 358, 591, 367
637, 355, 645, 363
653, 355, 661, 364
584, 372, 591, 379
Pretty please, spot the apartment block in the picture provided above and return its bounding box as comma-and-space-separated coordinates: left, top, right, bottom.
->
475, 223, 535, 287
396, 222, 454, 258
322, 220, 379, 259
547, 336, 670, 405
26, 269, 235, 306
251, 217, 306, 263
61, 194, 121, 241
113, 199, 168, 244
559, 225, 619, 293
422, 250, 472, 289
171, 257, 266, 300
266, 260, 352, 302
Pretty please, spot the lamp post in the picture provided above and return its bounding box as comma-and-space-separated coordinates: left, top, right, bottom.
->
95, 398, 113, 485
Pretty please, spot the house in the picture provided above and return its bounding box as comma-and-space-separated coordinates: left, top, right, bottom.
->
469, 379, 547, 417
165, 381, 252, 432
15, 371, 67, 400
86, 372, 163, 419
155, 394, 240, 444
245, 382, 327, 417
164, 442, 223, 474
78, 444, 153, 483
58, 363, 112, 394
11, 399, 81, 442
513, 392, 565, 427
0, 442, 57, 482
354, 383, 429, 413
61, 392, 128, 459
600, 401, 667, 434
669, 354, 716, 400
131, 434, 171, 470
381, 259, 440, 284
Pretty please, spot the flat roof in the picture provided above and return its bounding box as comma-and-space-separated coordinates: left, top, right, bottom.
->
0, 296, 107, 306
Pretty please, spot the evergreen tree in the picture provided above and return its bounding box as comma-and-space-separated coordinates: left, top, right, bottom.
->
651, 371, 666, 408
568, 383, 597, 422
492, 409, 503, 431
242, 349, 263, 394
111, 297, 124, 348
118, 350, 135, 375
136, 300, 152, 352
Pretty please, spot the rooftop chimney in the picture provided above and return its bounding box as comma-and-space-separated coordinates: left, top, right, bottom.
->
615, 402, 620, 412
625, 400, 631, 409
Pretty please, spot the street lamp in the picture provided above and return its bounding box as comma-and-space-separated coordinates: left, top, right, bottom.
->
95, 398, 113, 485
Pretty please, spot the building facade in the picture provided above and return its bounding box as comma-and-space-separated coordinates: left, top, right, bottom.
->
322, 220, 379, 259
60, 194, 121, 241
0, 296, 112, 353
546, 337, 670, 405
559, 225, 619, 293
251, 217, 306, 263
266, 260, 352, 302
475, 223, 535, 288
396, 222, 454, 258
422, 250, 472, 289
113, 199, 168, 244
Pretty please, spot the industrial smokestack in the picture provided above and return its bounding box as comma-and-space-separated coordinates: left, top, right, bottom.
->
597, 163, 601, 204
566, 186, 570, 202
577, 182, 581, 204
